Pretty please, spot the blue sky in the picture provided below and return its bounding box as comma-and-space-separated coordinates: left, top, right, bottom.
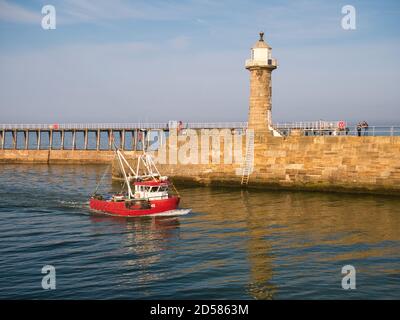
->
0, 0, 399, 124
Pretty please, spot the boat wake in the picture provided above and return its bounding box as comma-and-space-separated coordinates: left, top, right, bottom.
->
89, 208, 192, 218
58, 200, 88, 209
150, 208, 192, 217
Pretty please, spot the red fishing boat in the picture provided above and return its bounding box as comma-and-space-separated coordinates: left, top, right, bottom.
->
90, 149, 190, 217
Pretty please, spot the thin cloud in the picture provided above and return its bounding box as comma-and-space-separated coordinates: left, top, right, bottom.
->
0, 0, 41, 24
0, 0, 233, 25
169, 36, 191, 50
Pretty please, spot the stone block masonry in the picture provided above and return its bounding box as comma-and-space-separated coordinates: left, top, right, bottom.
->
110, 133, 400, 196
251, 135, 400, 195
1, 134, 399, 195
0, 150, 117, 164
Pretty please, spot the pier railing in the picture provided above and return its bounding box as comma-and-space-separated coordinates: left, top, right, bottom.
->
273, 121, 340, 130
272, 123, 400, 137
0, 122, 248, 130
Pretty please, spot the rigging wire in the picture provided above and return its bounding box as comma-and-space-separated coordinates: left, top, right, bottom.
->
91, 153, 116, 196
170, 180, 180, 197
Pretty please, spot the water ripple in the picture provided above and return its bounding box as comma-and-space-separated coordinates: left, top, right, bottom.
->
0, 164, 399, 299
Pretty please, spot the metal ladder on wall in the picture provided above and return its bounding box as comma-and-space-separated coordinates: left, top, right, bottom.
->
241, 131, 255, 186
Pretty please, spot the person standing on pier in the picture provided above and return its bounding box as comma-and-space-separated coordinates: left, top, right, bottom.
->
362, 121, 369, 136
357, 122, 362, 136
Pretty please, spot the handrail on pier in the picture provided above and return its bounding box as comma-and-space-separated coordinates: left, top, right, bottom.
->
0, 122, 248, 130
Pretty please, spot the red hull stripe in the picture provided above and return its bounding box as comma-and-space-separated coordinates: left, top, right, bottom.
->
89, 197, 180, 217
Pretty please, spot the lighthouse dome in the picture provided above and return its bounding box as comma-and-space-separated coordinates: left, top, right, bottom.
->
252, 32, 271, 49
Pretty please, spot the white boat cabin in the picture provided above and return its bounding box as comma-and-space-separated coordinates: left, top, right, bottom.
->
133, 182, 170, 200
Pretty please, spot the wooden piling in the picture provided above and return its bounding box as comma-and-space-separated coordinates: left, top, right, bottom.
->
49, 130, 53, 150
96, 129, 100, 151
0, 130, 4, 149
60, 130, 65, 150
84, 129, 88, 150
72, 130, 76, 150
134, 130, 138, 151
121, 130, 125, 150
24, 130, 29, 150
12, 130, 17, 149
37, 130, 41, 150
108, 130, 113, 150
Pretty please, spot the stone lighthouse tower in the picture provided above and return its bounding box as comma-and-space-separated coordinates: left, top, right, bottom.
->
245, 32, 278, 133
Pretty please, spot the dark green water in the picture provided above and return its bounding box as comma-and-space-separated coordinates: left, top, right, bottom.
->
0, 164, 399, 299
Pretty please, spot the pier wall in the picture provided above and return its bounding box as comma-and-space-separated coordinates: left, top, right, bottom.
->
112, 135, 400, 195
251, 135, 400, 194
1, 136, 400, 195
0, 150, 120, 164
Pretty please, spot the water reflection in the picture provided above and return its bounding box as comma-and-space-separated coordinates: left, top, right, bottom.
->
177, 186, 400, 299
241, 190, 276, 299
89, 215, 181, 286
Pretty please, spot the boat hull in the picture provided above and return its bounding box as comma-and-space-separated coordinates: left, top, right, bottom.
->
90, 196, 180, 217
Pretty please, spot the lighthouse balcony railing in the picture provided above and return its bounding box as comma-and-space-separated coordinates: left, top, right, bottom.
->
245, 58, 278, 68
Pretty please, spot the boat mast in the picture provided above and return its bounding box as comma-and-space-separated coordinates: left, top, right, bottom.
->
135, 154, 141, 180
116, 149, 133, 199
117, 149, 136, 176
146, 154, 161, 177
133, 153, 160, 181
141, 154, 158, 180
